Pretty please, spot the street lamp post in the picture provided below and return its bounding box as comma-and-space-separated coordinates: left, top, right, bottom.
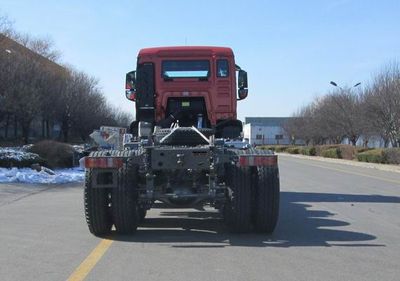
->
329, 81, 362, 146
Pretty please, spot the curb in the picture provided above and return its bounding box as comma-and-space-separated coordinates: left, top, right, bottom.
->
276, 153, 400, 174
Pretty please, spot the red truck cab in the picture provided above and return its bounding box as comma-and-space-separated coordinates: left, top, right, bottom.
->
126, 46, 248, 138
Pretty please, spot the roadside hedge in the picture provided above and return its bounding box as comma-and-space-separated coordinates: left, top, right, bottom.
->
28, 140, 75, 168
255, 144, 399, 165
315, 145, 338, 156
300, 146, 316, 156
356, 147, 372, 154
257, 145, 276, 151
286, 146, 301, 154
356, 149, 386, 163
337, 145, 356, 160
321, 147, 340, 158
275, 145, 290, 152
383, 148, 400, 164
312, 145, 356, 160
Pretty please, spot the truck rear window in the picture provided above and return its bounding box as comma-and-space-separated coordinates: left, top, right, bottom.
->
162, 60, 210, 79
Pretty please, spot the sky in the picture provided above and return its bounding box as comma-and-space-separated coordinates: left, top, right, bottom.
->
1, 0, 399, 120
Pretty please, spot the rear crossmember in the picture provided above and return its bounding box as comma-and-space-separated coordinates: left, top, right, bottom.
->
83, 150, 277, 170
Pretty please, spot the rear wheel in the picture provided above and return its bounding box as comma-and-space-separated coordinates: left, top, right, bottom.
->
253, 166, 280, 233
112, 160, 139, 234
223, 164, 252, 233
84, 169, 112, 236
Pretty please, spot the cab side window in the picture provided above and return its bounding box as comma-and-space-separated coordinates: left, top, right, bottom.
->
217, 59, 229, 77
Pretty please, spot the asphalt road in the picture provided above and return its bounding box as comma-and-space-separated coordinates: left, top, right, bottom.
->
0, 154, 399, 281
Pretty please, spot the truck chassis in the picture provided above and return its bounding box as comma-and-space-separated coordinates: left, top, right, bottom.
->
84, 127, 279, 235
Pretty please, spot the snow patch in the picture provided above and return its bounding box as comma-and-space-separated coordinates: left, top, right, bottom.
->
0, 167, 85, 184
0, 147, 40, 162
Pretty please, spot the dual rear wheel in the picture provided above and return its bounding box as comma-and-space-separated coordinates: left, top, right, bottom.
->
85, 158, 279, 236
84, 160, 141, 236
224, 164, 280, 233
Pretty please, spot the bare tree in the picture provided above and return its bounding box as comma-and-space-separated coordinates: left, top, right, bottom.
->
0, 15, 136, 143
287, 88, 366, 146
283, 106, 314, 145
110, 108, 133, 127
53, 69, 119, 142
363, 61, 400, 147
72, 88, 110, 141
3, 50, 43, 143
15, 33, 61, 62
0, 14, 14, 38
0, 15, 15, 137
321, 89, 364, 145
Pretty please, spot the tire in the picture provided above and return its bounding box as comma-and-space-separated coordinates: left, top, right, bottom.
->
224, 164, 252, 233
253, 166, 280, 233
84, 169, 112, 236
112, 160, 139, 234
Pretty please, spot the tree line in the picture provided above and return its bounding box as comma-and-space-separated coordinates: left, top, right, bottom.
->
0, 15, 132, 144
284, 61, 400, 148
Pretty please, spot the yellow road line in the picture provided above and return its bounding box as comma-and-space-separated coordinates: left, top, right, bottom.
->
67, 238, 113, 281
290, 159, 400, 185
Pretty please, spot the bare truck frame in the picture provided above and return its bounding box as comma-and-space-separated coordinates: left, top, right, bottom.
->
83, 46, 280, 235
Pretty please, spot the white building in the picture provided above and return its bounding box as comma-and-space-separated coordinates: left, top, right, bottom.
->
243, 117, 304, 146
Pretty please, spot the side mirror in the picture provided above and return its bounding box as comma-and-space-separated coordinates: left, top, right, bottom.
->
238, 70, 248, 88
125, 71, 136, 101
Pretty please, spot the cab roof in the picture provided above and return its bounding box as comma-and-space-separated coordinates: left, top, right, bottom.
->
138, 46, 234, 58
